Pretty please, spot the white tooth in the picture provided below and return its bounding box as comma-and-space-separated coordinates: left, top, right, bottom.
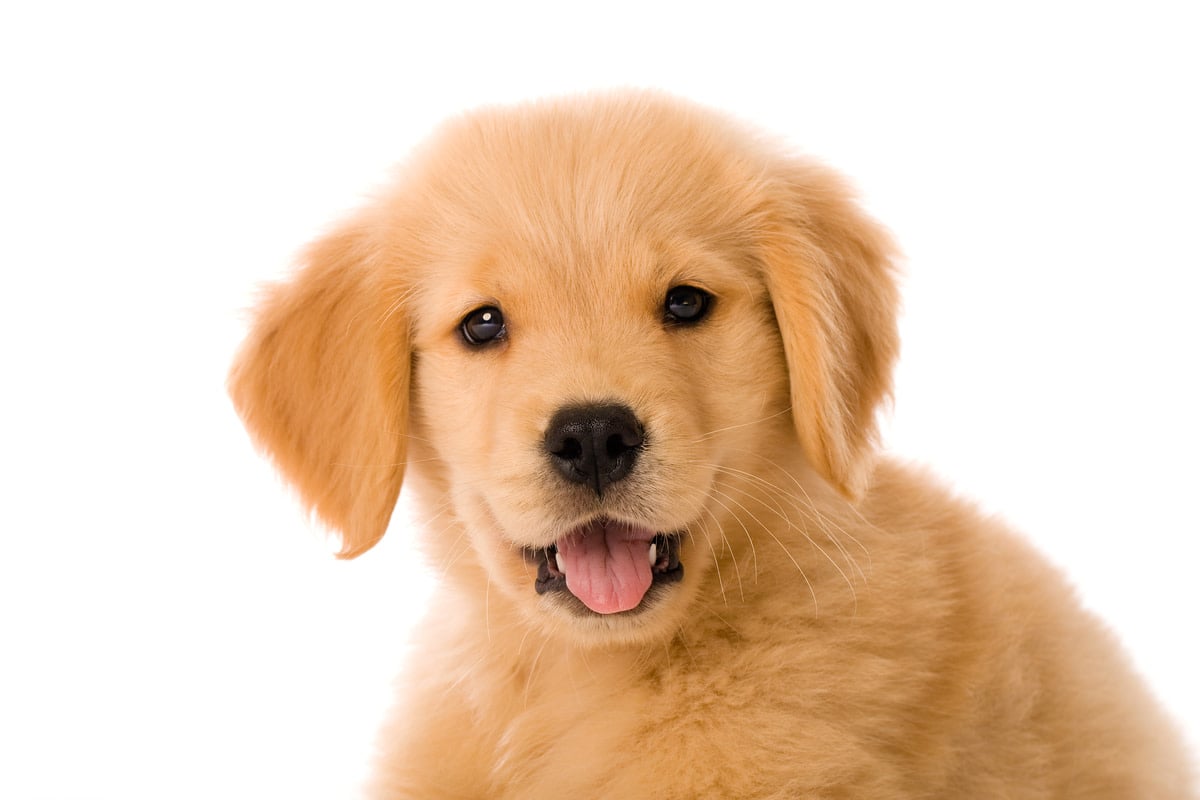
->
648, 542, 657, 567
555, 551, 567, 574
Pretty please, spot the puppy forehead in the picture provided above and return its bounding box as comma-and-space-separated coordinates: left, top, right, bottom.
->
423, 231, 755, 330
400, 96, 775, 337
466, 235, 687, 299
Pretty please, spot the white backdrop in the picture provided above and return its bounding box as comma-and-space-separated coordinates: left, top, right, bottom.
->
2, 2, 1196, 798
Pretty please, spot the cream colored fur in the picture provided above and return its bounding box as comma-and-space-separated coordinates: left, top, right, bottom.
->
230, 92, 1195, 798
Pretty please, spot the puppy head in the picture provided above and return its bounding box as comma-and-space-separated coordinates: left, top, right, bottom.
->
230, 92, 898, 645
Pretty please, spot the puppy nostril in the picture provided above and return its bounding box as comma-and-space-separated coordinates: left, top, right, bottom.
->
606, 431, 636, 459
544, 404, 644, 495
554, 438, 583, 461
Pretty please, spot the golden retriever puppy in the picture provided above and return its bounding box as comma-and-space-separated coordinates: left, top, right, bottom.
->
229, 92, 1195, 798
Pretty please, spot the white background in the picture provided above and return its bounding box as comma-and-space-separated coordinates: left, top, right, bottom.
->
1, 2, 1196, 797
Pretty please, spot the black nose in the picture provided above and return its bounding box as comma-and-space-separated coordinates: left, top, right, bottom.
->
544, 403, 645, 495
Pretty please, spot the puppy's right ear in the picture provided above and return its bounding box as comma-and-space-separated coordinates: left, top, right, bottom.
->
228, 221, 408, 558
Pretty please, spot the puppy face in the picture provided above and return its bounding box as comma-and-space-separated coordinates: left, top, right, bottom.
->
230, 93, 899, 646
409, 224, 790, 641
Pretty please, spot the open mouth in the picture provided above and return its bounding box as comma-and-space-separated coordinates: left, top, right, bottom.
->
526, 518, 683, 615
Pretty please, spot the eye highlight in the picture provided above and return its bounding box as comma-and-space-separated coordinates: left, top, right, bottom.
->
664, 285, 713, 325
460, 305, 506, 345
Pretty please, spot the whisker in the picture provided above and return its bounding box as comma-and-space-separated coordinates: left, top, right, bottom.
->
753, 451, 873, 562
719, 461, 866, 589
515, 625, 536, 660
704, 499, 746, 603
704, 450, 874, 582
687, 517, 728, 607
705, 484, 769, 596
699, 466, 823, 615
721, 462, 862, 610
523, 639, 550, 711
691, 406, 792, 443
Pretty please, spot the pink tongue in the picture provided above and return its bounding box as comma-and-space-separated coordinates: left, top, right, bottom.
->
557, 521, 654, 614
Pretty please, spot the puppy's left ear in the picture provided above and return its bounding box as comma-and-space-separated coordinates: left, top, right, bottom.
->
759, 160, 900, 499
229, 220, 409, 557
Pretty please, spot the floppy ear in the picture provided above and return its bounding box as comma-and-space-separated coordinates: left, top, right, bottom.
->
759, 160, 900, 500
228, 221, 409, 557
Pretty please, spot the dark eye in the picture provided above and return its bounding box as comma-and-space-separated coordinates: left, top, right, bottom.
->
664, 285, 712, 325
460, 306, 506, 345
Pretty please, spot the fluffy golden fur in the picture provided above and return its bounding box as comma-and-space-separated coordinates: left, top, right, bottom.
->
230, 92, 1195, 798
